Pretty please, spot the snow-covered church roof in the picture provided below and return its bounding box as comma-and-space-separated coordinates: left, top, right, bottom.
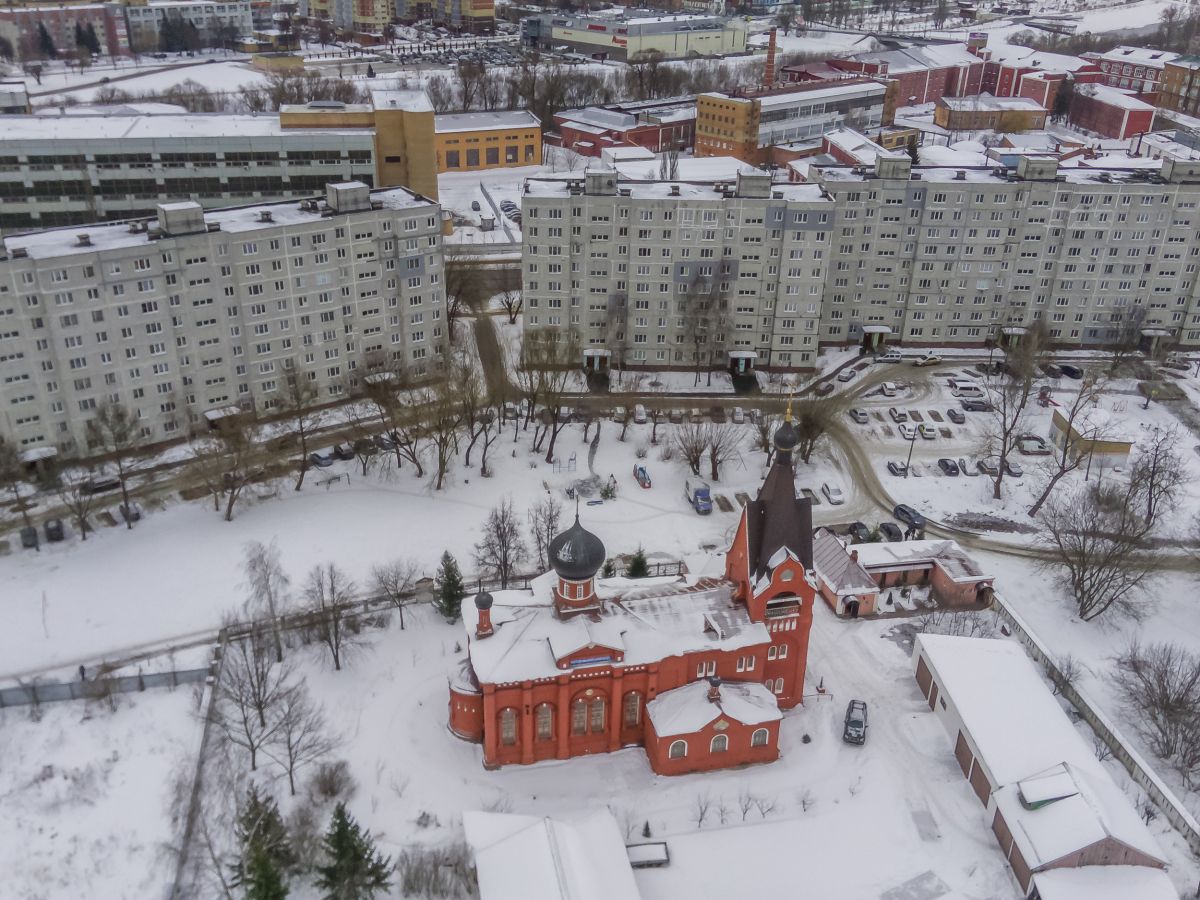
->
647, 679, 781, 737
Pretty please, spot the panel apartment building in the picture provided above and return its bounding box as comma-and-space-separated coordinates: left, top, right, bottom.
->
0, 182, 446, 459
520, 155, 1200, 375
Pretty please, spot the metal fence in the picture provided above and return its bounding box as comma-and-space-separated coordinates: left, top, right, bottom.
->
992, 592, 1200, 856
0, 665, 211, 709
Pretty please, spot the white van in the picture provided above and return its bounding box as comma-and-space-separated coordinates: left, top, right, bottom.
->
949, 379, 984, 399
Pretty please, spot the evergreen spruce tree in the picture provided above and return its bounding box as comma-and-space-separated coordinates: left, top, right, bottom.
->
315, 803, 392, 900
37, 21, 56, 58
601, 558, 616, 578
434, 551, 465, 622
230, 786, 294, 887
84, 23, 101, 56
244, 846, 289, 900
625, 546, 649, 578
74, 21, 86, 48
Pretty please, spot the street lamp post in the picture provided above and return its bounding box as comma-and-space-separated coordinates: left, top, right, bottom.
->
904, 432, 918, 477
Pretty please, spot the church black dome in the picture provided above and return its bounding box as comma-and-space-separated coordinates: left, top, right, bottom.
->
774, 418, 799, 453
474, 590, 493, 611
548, 516, 606, 581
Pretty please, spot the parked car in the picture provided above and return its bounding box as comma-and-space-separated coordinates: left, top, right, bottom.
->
749, 408, 763, 425
878, 521, 904, 542
889, 407, 908, 423
1005, 459, 1024, 477
669, 408, 684, 424
331, 443, 354, 461
837, 368, 857, 383
352, 438, 378, 456
886, 460, 908, 476
120, 502, 143, 524
876, 349, 903, 364
843, 700, 869, 744
959, 457, 979, 476
815, 382, 835, 397
977, 457, 1000, 476
1018, 435, 1051, 455
373, 433, 396, 452
632, 464, 652, 488
309, 451, 334, 468
633, 404, 648, 424
912, 354, 942, 367
612, 406, 628, 423
910, 462, 925, 477
19, 525, 38, 549
731, 407, 745, 424
893, 504, 926, 530
847, 521, 872, 544
81, 475, 121, 495
946, 408, 965, 425
1040, 362, 1063, 378
44, 518, 65, 542
937, 457, 960, 476
689, 407, 703, 422
710, 406, 727, 423
917, 423, 936, 440
685, 479, 712, 514
1059, 364, 1084, 379
879, 382, 897, 397
960, 398, 992, 412
899, 423, 918, 440
849, 408, 869, 424
822, 483, 845, 505
557, 406, 574, 424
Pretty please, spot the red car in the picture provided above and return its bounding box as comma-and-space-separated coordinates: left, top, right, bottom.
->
632, 465, 652, 489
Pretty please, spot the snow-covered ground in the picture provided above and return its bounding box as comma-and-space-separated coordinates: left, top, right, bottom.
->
57, 59, 270, 103
0, 687, 203, 900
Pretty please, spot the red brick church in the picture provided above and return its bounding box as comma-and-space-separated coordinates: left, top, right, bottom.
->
449, 417, 817, 774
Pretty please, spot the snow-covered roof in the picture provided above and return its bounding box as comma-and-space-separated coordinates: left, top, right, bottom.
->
1088, 46, 1179, 69
613, 156, 762, 182
1030, 866, 1178, 900
755, 80, 886, 110
0, 113, 372, 141
993, 763, 1165, 867
985, 44, 1091, 73
822, 127, 897, 166
854, 540, 988, 582
843, 42, 981, 75
1051, 405, 1135, 444
463, 809, 641, 900
1075, 83, 1156, 112
462, 576, 770, 685
918, 144, 990, 167
370, 87, 432, 113
435, 110, 540, 134
646, 679, 780, 737
2, 187, 432, 260
939, 94, 1045, 112
812, 530, 876, 594
914, 635, 1166, 866
523, 175, 828, 204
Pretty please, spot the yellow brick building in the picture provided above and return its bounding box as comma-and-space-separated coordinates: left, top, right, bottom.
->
433, 110, 541, 172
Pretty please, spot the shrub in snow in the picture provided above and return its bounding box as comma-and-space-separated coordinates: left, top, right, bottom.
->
310, 760, 356, 805
397, 842, 474, 899
635, 443, 649, 460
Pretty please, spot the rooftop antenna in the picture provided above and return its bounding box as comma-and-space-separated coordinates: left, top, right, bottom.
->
785, 386, 795, 422
575, 493, 581, 521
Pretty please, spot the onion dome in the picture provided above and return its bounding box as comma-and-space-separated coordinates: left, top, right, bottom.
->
548, 515, 606, 581
474, 590, 494, 611
773, 418, 799, 454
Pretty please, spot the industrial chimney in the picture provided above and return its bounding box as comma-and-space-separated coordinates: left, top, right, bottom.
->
764, 27, 778, 89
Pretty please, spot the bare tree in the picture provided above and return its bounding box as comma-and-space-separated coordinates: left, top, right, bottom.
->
190, 418, 266, 522
279, 362, 321, 491
215, 629, 294, 771
523, 327, 580, 464
793, 396, 848, 465
985, 323, 1047, 499
498, 287, 522, 325
263, 683, 336, 796
85, 400, 142, 528
674, 422, 708, 476
692, 792, 712, 829
360, 364, 426, 478
443, 248, 484, 344
56, 459, 98, 540
1129, 425, 1185, 528
1114, 641, 1200, 787
1027, 374, 1109, 517
427, 378, 462, 491
706, 424, 744, 482
1037, 482, 1157, 621
303, 562, 360, 671
1107, 305, 1147, 374
527, 494, 563, 569
370, 558, 421, 630
0, 435, 34, 543
243, 539, 291, 663
474, 496, 528, 589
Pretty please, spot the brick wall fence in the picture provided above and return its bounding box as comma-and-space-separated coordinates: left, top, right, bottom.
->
991, 592, 1200, 856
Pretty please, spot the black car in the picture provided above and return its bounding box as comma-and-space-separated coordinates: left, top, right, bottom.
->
946, 408, 965, 425
44, 518, 65, 542
847, 521, 872, 544
937, 458, 960, 476
893, 504, 926, 530
886, 460, 908, 476
960, 398, 992, 412
878, 521, 903, 542
843, 700, 868, 745
82, 475, 122, 495
1059, 364, 1084, 380
331, 443, 355, 461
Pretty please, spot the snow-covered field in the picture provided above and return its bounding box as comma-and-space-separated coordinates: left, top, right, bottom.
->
0, 688, 203, 900
59, 59, 270, 103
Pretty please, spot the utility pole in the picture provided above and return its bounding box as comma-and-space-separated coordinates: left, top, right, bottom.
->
904, 431, 918, 477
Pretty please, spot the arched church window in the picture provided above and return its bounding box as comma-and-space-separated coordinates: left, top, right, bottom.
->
751, 728, 769, 748
571, 698, 587, 735
590, 697, 606, 733
500, 708, 518, 746
710, 734, 728, 753
668, 739, 687, 759
536, 703, 554, 741
622, 691, 642, 728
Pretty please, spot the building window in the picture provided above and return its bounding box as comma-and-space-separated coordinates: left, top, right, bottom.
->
778, 644, 788, 659
446, 150, 460, 168
500, 708, 518, 746
767, 646, 778, 660
571, 698, 587, 735
486, 147, 499, 165
773, 678, 785, 694
710, 734, 728, 754
623, 691, 642, 728
536, 703, 553, 741
668, 739, 687, 759
751, 728, 769, 748
590, 697, 606, 733
466, 149, 480, 167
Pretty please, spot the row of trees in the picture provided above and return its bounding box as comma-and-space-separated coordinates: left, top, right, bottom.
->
90, 70, 370, 114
